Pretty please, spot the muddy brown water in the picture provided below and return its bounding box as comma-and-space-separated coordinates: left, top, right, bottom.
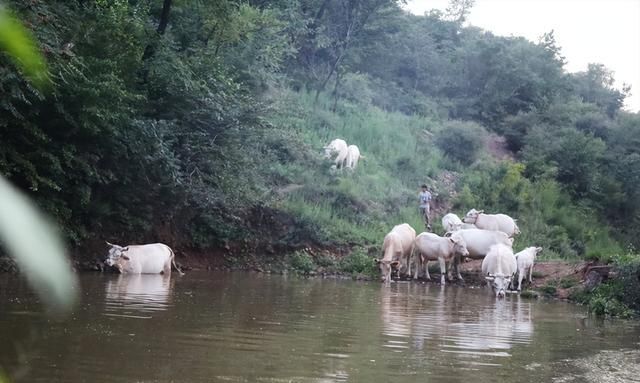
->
1, 272, 639, 382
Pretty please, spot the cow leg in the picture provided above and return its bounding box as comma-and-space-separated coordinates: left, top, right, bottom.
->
452, 255, 463, 280
413, 254, 421, 280
405, 253, 412, 278
518, 271, 524, 291
425, 259, 431, 280
438, 257, 446, 285
529, 265, 533, 283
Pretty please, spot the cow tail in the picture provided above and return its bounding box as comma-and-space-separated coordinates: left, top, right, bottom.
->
170, 247, 185, 276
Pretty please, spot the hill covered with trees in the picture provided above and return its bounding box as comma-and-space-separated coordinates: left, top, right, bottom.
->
1, 0, 638, 270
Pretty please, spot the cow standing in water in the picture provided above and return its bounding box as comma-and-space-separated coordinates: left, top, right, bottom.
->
482, 243, 517, 298
376, 223, 416, 282
105, 242, 184, 275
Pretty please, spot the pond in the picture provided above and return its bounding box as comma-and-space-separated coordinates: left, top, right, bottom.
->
0, 272, 639, 382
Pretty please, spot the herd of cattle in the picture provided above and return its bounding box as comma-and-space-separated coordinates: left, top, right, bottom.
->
102, 138, 539, 299
377, 209, 542, 298
102, 210, 540, 298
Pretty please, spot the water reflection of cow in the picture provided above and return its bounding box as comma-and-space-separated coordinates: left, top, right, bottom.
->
104, 275, 174, 314
380, 287, 533, 356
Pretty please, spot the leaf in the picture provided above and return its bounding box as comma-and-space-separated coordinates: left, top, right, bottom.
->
0, 175, 78, 312
0, 6, 50, 88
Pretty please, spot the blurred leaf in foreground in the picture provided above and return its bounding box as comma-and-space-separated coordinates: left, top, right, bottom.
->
0, 176, 78, 312
0, 5, 49, 88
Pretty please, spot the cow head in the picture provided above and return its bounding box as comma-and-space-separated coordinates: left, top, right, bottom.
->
105, 241, 130, 267
486, 273, 511, 298
375, 259, 400, 283
449, 233, 469, 258
324, 144, 339, 159
463, 208, 483, 224
535, 246, 543, 256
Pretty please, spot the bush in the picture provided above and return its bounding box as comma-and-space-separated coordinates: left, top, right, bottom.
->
539, 284, 557, 297
615, 257, 640, 312
339, 248, 377, 276
435, 121, 488, 165
559, 276, 579, 289
288, 251, 315, 275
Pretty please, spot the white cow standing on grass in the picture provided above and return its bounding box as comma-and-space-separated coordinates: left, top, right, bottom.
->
463, 209, 520, 238
324, 139, 349, 169
482, 243, 518, 298
515, 246, 543, 291
376, 223, 416, 283
413, 232, 469, 284
345, 145, 364, 170
105, 242, 184, 275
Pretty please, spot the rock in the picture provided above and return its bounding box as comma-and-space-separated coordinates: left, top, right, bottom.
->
585, 270, 603, 291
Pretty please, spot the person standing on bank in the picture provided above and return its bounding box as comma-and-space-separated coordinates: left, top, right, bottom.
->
419, 184, 432, 230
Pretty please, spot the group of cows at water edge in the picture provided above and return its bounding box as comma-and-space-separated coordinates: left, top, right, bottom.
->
102, 209, 537, 299
377, 209, 544, 299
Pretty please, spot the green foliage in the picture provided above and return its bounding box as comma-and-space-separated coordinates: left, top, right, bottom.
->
0, 7, 48, 87
0, 0, 636, 268
559, 276, 579, 289
288, 251, 315, 275
435, 121, 487, 165
339, 248, 377, 276
539, 284, 557, 297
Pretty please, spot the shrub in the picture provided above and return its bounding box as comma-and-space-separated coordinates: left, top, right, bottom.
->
559, 276, 579, 289
339, 248, 377, 276
435, 121, 488, 165
288, 251, 315, 275
539, 284, 557, 297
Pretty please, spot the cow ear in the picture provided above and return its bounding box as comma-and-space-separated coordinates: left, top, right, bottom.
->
122, 246, 129, 251
536, 247, 543, 253
485, 276, 494, 281
374, 259, 381, 264
122, 255, 130, 261
478, 210, 484, 214
106, 241, 115, 247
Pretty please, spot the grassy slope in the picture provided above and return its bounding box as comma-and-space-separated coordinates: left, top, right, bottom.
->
262, 89, 623, 263
267, 90, 441, 246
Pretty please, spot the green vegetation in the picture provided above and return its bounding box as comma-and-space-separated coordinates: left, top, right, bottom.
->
0, 7, 76, 313
539, 284, 558, 298
338, 248, 378, 277
0, 0, 638, 296
288, 251, 315, 275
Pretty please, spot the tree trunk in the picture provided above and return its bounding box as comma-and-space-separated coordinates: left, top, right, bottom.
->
142, 0, 173, 61
331, 71, 342, 112
156, 0, 172, 34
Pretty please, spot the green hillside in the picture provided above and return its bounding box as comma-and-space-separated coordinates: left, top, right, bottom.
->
0, 0, 638, 268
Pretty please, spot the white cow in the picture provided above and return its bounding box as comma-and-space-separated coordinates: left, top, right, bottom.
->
413, 232, 469, 284
463, 209, 520, 237
345, 145, 362, 170
105, 242, 184, 275
482, 243, 518, 298
515, 246, 543, 291
376, 223, 416, 283
447, 228, 513, 259
324, 139, 349, 169
441, 213, 463, 233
